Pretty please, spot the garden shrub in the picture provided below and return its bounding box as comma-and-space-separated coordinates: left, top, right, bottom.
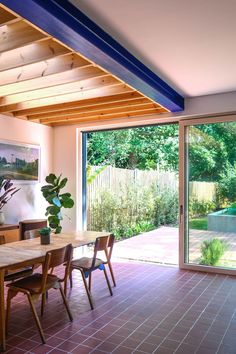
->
153, 189, 178, 227
189, 198, 216, 218
217, 162, 236, 205
88, 184, 178, 240
200, 238, 227, 266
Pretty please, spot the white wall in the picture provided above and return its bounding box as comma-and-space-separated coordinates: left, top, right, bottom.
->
53, 90, 236, 230
53, 125, 80, 231
0, 114, 53, 224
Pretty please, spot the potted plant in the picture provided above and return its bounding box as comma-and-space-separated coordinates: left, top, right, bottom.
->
41, 173, 74, 234
39, 227, 51, 245
0, 177, 20, 225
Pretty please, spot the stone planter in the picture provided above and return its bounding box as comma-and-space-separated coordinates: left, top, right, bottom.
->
208, 209, 236, 233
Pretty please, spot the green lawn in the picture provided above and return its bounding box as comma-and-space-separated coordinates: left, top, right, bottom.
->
189, 217, 208, 230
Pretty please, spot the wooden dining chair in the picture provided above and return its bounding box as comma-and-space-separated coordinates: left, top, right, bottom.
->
68, 235, 113, 310
24, 229, 40, 239
0, 235, 34, 282
6, 244, 73, 344
19, 219, 47, 240
103, 234, 116, 287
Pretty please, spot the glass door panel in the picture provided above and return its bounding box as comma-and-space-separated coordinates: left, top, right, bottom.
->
181, 118, 236, 270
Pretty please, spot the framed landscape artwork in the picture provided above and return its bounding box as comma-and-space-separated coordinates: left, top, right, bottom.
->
0, 140, 40, 182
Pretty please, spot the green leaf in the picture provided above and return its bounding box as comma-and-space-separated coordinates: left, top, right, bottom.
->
41, 185, 52, 192
48, 215, 59, 229
52, 196, 61, 207
57, 211, 63, 220
55, 226, 62, 234
39, 227, 51, 236
59, 177, 68, 189
45, 174, 57, 185
61, 197, 74, 208
60, 193, 71, 198
46, 193, 57, 204
46, 205, 60, 216
55, 174, 62, 186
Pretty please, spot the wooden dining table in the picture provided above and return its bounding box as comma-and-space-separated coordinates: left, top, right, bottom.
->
0, 230, 110, 351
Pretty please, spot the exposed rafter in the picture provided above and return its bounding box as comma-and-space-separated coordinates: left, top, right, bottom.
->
0, 3, 177, 126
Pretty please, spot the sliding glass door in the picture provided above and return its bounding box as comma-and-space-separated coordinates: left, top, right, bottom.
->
179, 115, 236, 273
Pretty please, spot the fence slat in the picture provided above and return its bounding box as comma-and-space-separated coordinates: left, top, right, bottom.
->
87, 166, 216, 227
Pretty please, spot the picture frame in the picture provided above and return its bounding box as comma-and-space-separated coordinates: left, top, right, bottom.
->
0, 140, 40, 182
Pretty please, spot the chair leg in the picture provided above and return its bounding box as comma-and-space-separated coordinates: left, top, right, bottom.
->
81, 271, 94, 310
41, 292, 46, 316
64, 276, 68, 297
69, 270, 73, 288
59, 284, 73, 322
107, 261, 116, 287
88, 273, 92, 291
27, 293, 46, 344
103, 267, 113, 296
5, 290, 15, 335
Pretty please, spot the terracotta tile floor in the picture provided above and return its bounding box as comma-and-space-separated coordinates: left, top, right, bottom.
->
4, 261, 236, 354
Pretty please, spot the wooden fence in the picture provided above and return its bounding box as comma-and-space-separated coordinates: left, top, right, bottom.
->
189, 181, 216, 201
87, 166, 216, 226
87, 165, 178, 199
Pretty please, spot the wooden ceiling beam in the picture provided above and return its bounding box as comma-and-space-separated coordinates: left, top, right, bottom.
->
0, 84, 133, 113
13, 92, 143, 117
0, 74, 115, 107
0, 62, 99, 95
27, 98, 153, 120
50, 108, 165, 126
41, 105, 162, 124
0, 6, 17, 25
0, 53, 90, 87
0, 39, 70, 72
1, 0, 184, 111
0, 20, 47, 53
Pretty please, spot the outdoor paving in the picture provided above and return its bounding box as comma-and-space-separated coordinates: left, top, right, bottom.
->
112, 226, 236, 267
189, 229, 236, 267
112, 227, 179, 265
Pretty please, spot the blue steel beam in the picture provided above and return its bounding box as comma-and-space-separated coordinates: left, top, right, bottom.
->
1, 0, 184, 112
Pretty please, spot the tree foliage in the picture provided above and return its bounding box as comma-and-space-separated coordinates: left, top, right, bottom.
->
88, 122, 236, 183
87, 125, 179, 171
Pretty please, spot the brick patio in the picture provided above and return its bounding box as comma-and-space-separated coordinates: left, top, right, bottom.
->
112, 227, 179, 265
112, 227, 236, 267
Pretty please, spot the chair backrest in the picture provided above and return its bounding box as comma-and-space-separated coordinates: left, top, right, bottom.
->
19, 219, 47, 240
40, 244, 73, 293
0, 235, 5, 245
91, 235, 110, 268
106, 234, 115, 262
24, 229, 41, 240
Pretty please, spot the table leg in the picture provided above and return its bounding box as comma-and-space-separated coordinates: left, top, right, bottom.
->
0, 270, 5, 351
